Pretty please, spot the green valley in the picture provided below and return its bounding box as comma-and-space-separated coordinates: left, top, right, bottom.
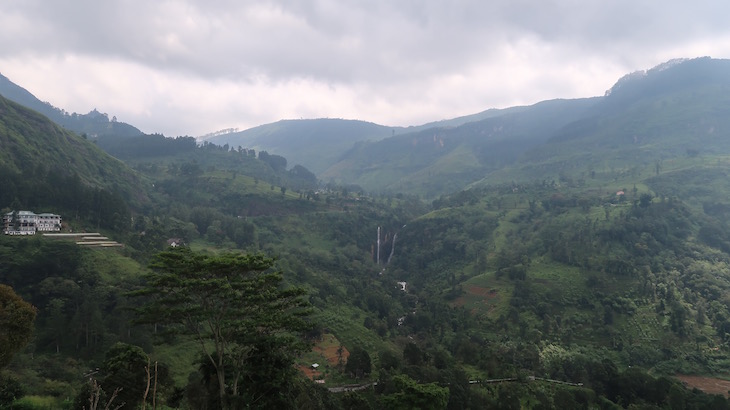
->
4, 58, 730, 409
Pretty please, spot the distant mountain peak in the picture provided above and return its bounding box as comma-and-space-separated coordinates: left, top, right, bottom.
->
650, 57, 691, 72
606, 57, 709, 97
606, 59, 692, 96
604, 56, 724, 99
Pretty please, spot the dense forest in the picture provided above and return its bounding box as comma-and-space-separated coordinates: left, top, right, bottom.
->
5, 58, 730, 409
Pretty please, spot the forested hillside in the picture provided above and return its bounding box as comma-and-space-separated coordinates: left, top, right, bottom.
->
206, 118, 397, 175
0, 72, 142, 138
322, 98, 597, 196
485, 57, 730, 184
0, 95, 142, 229
204, 109, 537, 176
319, 57, 730, 198
5, 58, 730, 409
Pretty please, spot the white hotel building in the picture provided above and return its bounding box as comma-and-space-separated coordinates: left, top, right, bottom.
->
3, 210, 62, 235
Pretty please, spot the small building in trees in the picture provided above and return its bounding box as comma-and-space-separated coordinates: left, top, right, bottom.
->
3, 210, 61, 235
166, 238, 184, 247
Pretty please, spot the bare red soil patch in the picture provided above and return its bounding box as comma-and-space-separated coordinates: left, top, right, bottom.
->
298, 334, 350, 382
314, 336, 350, 366
299, 365, 319, 380
466, 286, 498, 298
453, 286, 499, 310
676, 375, 730, 397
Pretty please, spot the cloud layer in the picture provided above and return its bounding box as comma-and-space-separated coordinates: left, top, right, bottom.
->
1, 1, 729, 137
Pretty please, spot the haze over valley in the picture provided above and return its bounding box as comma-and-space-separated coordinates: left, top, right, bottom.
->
4, 2, 730, 408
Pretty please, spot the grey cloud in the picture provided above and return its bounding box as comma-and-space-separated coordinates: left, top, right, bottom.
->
6, 1, 728, 85
1, 0, 729, 137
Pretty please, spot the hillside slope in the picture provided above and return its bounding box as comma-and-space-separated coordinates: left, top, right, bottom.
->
0, 94, 147, 217
323, 98, 597, 196
206, 118, 397, 174
478, 57, 730, 185
206, 110, 533, 177
0, 72, 142, 138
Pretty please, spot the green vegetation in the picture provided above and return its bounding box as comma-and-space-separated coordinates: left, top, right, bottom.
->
130, 248, 312, 409
0, 285, 36, 369
321, 98, 597, 197
0, 95, 144, 193
6, 57, 730, 408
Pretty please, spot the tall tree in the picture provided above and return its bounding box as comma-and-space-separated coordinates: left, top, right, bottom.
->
102, 343, 151, 410
131, 247, 312, 409
345, 346, 372, 379
0, 284, 36, 368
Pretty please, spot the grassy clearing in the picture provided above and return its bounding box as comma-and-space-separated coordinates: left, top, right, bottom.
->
491, 209, 522, 251
314, 306, 389, 355
85, 248, 145, 283
151, 337, 203, 386
528, 259, 585, 305
455, 272, 512, 320
13, 395, 69, 409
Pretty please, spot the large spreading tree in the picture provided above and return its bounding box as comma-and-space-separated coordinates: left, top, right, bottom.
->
131, 247, 312, 409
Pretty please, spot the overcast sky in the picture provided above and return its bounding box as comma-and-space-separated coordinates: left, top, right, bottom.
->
1, 1, 729, 137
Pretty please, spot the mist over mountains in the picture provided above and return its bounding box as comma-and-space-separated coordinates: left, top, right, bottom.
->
2, 56, 730, 198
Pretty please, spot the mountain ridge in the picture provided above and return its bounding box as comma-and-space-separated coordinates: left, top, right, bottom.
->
326, 57, 730, 196
0, 72, 143, 138
4, 57, 730, 200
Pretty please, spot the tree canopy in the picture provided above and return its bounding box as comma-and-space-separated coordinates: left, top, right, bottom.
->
381, 374, 449, 410
131, 247, 312, 409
